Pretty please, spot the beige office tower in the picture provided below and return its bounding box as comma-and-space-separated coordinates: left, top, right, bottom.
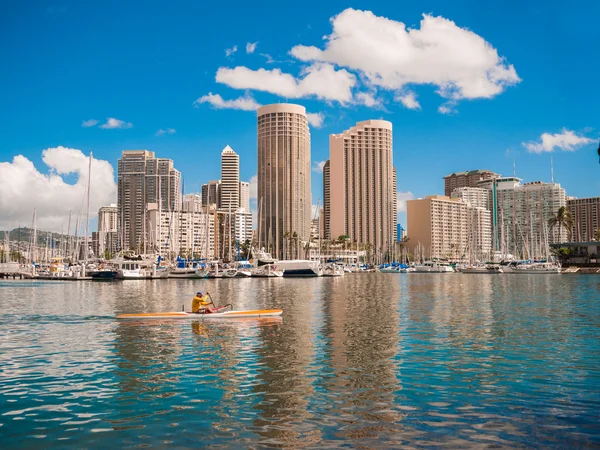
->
239, 181, 250, 212
117, 150, 181, 251
329, 120, 396, 255
257, 103, 311, 259
322, 160, 331, 240
220, 146, 239, 210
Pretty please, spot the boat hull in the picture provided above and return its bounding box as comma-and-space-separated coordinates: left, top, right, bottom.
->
117, 309, 283, 319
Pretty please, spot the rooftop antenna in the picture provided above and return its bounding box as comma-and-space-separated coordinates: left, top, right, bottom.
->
550, 155, 555, 184
513, 157, 516, 177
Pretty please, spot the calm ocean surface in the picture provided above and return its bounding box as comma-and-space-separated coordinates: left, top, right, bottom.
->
1, 274, 599, 448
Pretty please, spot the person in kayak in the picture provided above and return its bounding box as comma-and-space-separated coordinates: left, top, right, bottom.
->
192, 292, 211, 313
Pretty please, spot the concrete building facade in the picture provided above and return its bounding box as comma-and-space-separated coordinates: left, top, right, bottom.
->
220, 146, 239, 211
568, 196, 600, 242
444, 170, 500, 197
407, 195, 469, 261
117, 150, 181, 252
322, 160, 331, 240
329, 120, 396, 257
257, 103, 311, 259
201, 180, 221, 208
96, 204, 118, 257
147, 203, 215, 259
239, 181, 250, 213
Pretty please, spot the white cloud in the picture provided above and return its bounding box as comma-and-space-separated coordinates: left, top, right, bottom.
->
81, 119, 98, 128
249, 174, 258, 200
0, 147, 117, 232
99, 118, 133, 129
312, 160, 326, 173
260, 53, 275, 64
155, 128, 176, 136
438, 104, 456, 115
355, 92, 380, 107
215, 63, 356, 103
225, 45, 238, 57
397, 191, 415, 213
194, 93, 261, 111
290, 8, 519, 106
307, 112, 325, 128
395, 91, 421, 110
246, 42, 258, 54
523, 129, 594, 154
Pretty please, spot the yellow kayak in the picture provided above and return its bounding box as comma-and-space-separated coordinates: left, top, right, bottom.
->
116, 309, 283, 319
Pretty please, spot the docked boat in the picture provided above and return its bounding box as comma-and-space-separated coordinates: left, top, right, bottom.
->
461, 264, 503, 274
89, 269, 118, 280
235, 261, 253, 277
413, 260, 454, 273
322, 263, 344, 277
116, 309, 283, 319
513, 262, 561, 274
277, 259, 322, 277
249, 248, 284, 277
169, 259, 209, 279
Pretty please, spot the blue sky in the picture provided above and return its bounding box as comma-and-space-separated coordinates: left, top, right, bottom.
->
1, 0, 599, 231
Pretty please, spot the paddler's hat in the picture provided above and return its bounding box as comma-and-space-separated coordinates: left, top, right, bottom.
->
197, 292, 202, 296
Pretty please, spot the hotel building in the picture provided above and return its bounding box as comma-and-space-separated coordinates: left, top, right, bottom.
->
327, 119, 396, 255
220, 146, 240, 211
444, 170, 499, 197
568, 196, 600, 242
257, 103, 311, 259
117, 150, 181, 252
407, 195, 469, 260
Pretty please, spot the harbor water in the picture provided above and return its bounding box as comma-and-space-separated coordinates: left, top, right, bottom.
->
1, 274, 599, 448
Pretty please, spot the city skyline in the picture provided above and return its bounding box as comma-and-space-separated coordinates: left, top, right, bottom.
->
1, 1, 599, 232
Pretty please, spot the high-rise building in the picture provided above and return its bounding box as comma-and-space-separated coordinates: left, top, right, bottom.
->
239, 181, 250, 212
257, 103, 311, 258
147, 203, 215, 259
234, 209, 253, 246
450, 187, 490, 210
201, 180, 221, 208
478, 178, 567, 257
117, 150, 181, 251
329, 119, 396, 256
220, 146, 240, 211
407, 195, 469, 260
450, 187, 492, 257
182, 194, 202, 213
444, 170, 500, 197
322, 160, 331, 240
96, 204, 118, 257
568, 197, 600, 242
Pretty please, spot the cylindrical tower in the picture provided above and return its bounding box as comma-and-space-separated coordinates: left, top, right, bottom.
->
257, 104, 311, 259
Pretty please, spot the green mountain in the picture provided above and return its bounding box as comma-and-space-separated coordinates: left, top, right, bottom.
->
0, 227, 78, 247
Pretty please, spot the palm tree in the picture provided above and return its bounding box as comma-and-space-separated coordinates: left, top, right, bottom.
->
548, 206, 574, 242
595, 228, 600, 242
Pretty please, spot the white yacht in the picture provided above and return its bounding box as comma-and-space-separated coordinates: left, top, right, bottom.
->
277, 259, 323, 277
250, 248, 283, 278
322, 263, 345, 277
513, 262, 561, 274
413, 260, 454, 273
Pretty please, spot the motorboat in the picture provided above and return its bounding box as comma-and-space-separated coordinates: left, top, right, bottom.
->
322, 263, 345, 277
413, 260, 454, 273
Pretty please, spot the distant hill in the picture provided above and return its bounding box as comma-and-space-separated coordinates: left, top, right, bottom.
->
0, 227, 79, 247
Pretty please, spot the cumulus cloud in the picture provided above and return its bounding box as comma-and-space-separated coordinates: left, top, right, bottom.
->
225, 45, 237, 57
194, 93, 261, 111
215, 63, 356, 103
397, 191, 415, 213
438, 104, 457, 115
307, 112, 325, 128
523, 129, 594, 154
312, 160, 326, 173
100, 118, 133, 129
395, 91, 421, 110
355, 92, 381, 107
82, 119, 98, 127
246, 42, 258, 54
0, 147, 117, 232
155, 128, 176, 136
290, 8, 519, 107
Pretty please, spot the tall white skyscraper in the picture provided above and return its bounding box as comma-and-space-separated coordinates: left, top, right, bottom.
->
257, 103, 311, 259
220, 146, 239, 211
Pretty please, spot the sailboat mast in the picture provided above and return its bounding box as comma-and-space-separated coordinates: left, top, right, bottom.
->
85, 152, 92, 263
